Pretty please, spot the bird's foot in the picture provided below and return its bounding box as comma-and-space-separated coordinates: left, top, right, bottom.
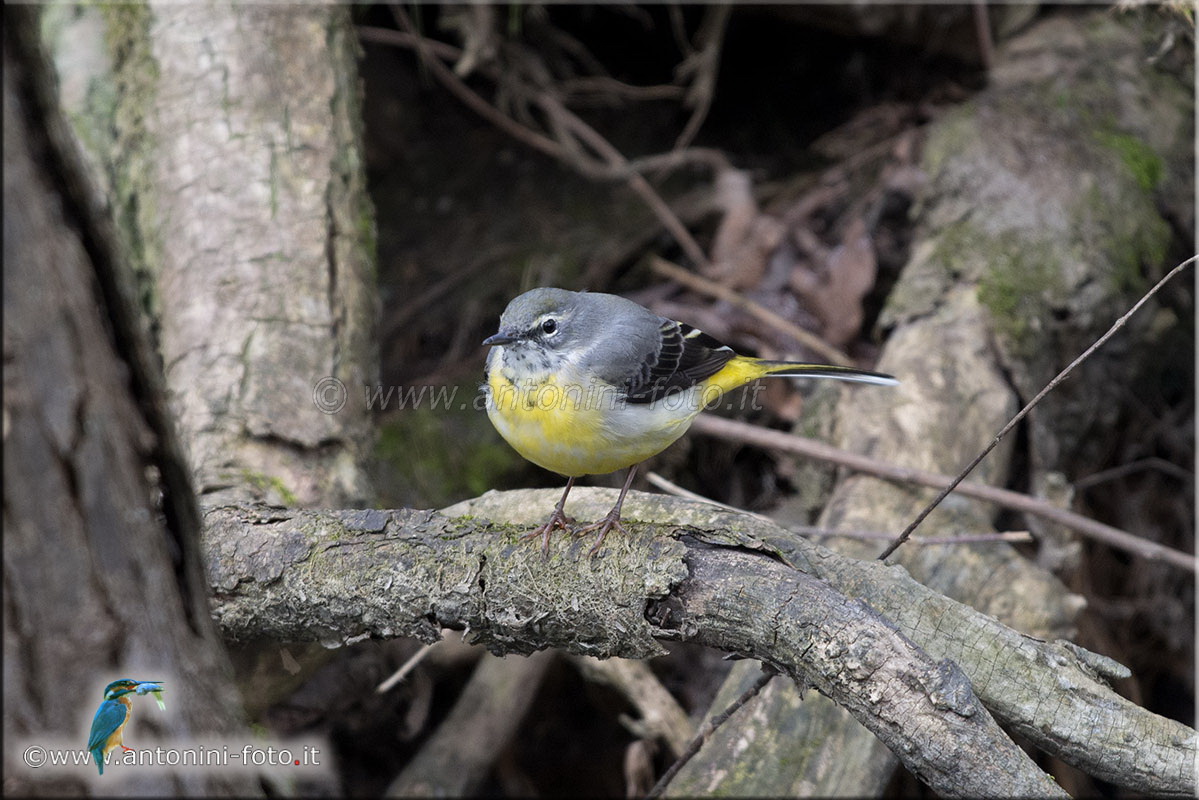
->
521, 507, 575, 558
574, 509, 629, 558
120, 745, 135, 753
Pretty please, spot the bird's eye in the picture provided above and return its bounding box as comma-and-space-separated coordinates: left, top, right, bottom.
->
541, 318, 558, 335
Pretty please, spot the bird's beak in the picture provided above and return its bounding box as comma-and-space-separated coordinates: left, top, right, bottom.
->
482, 330, 519, 346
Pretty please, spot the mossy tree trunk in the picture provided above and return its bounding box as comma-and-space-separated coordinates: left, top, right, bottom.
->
143, 3, 377, 509
100, 0, 381, 730
57, 2, 379, 509
3, 10, 258, 795
18, 3, 381, 790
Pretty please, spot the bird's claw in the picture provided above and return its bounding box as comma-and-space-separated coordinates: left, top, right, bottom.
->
574, 511, 628, 558
522, 508, 575, 558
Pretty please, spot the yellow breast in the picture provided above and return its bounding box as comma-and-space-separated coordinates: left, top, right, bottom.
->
486, 360, 698, 477
482, 344, 784, 478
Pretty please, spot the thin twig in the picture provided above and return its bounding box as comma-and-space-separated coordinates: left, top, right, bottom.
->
644, 664, 779, 799
376, 640, 439, 694
627, 147, 731, 175
544, 99, 709, 267
387, 8, 569, 165
795, 527, 1033, 545
689, 413, 1195, 573
358, 25, 461, 61
876, 255, 1197, 562
650, 256, 852, 365
644, 470, 774, 522
673, 4, 731, 151
667, 3, 694, 60
378, 10, 712, 270
1072, 457, 1193, 490
972, 0, 995, 71
560, 75, 685, 102
645, 472, 1032, 545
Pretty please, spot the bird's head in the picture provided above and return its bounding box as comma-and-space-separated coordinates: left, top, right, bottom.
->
102, 680, 163, 700
482, 287, 581, 356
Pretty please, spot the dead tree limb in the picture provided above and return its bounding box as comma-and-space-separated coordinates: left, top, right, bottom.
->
203, 490, 1195, 796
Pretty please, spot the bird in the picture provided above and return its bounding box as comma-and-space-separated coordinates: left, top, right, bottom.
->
88, 679, 164, 775
482, 287, 897, 557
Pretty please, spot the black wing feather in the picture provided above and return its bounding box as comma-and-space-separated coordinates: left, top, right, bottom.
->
624, 321, 734, 403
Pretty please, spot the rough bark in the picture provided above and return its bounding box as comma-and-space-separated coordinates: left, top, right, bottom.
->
670, 663, 892, 796
669, 8, 1191, 796
202, 490, 1196, 796
82, 2, 388, 735
138, 2, 377, 508
203, 500, 1062, 798
3, 10, 258, 795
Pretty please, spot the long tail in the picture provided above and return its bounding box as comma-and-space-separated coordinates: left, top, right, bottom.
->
704, 356, 897, 395
758, 360, 898, 386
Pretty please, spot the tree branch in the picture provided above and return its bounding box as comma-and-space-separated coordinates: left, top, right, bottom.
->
567, 656, 694, 758
484, 490, 1194, 797
650, 255, 852, 365
203, 491, 1195, 796
690, 413, 1196, 573
204, 501, 1060, 798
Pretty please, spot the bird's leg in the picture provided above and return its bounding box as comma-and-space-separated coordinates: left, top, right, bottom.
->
575, 466, 637, 557
521, 477, 577, 557
120, 746, 134, 752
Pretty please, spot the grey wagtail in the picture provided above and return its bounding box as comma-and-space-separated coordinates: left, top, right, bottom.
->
483, 287, 897, 556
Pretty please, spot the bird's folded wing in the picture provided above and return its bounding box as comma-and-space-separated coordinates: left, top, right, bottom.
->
88, 702, 126, 750
624, 320, 735, 403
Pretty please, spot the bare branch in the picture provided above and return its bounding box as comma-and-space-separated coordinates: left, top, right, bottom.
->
673, 4, 731, 151
690, 413, 1195, 573
375, 9, 713, 269
650, 256, 852, 365
203, 491, 1196, 795
876, 255, 1198, 562
646, 663, 775, 799
457, 489, 1195, 796
203, 500, 1063, 798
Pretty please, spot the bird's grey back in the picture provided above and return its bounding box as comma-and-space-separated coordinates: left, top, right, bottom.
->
570, 292, 667, 388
